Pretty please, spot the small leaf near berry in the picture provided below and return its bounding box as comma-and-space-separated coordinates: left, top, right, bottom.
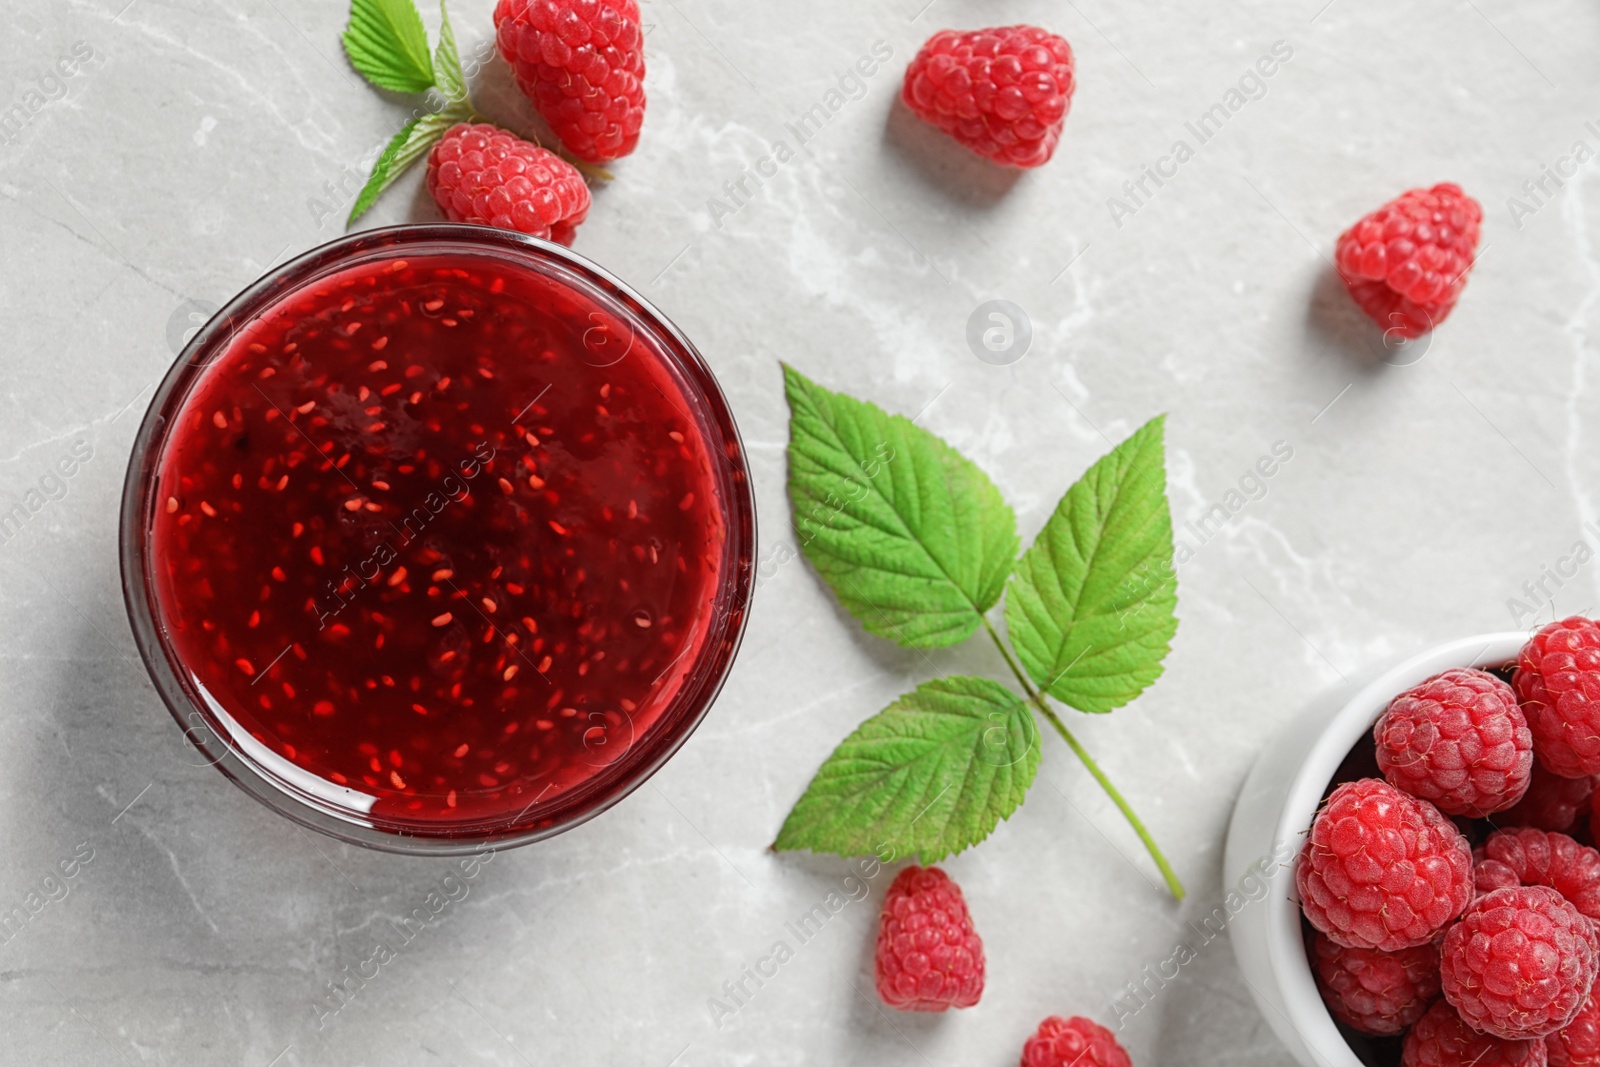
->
783, 364, 1018, 650
431, 0, 468, 103
342, 0, 436, 94
1004, 415, 1178, 713
773, 676, 1040, 864
348, 104, 471, 224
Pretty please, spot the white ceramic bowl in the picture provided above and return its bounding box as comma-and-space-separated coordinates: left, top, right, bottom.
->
1225, 632, 1528, 1067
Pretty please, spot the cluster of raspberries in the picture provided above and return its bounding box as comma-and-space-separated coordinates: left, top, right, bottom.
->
418, 6, 1480, 340
423, 15, 1081, 245
873, 866, 1133, 1066
430, 15, 1083, 244
1298, 616, 1600, 1066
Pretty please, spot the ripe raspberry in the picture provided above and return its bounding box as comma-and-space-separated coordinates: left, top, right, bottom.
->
1020, 1015, 1131, 1067
874, 866, 984, 1011
1312, 931, 1441, 1035
1334, 183, 1483, 339
493, 0, 645, 164
1516, 619, 1600, 779
901, 26, 1074, 168
1549, 990, 1600, 1067
1441, 886, 1600, 1040
1298, 778, 1474, 951
1479, 847, 1526, 896
1502, 764, 1600, 834
1403, 1000, 1549, 1067
1475, 829, 1600, 922
425, 123, 590, 245
1374, 668, 1533, 817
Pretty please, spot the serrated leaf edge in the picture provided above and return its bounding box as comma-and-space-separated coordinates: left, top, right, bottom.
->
781, 363, 1019, 650
347, 104, 470, 224
433, 0, 468, 102
1004, 415, 1178, 712
772, 676, 1040, 863
343, 0, 436, 94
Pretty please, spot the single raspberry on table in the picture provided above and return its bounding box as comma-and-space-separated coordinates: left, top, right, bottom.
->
875, 866, 984, 1011
901, 25, 1074, 168
1516, 618, 1600, 779
494, 0, 646, 163
1441, 885, 1600, 1040
426, 123, 591, 245
1549, 990, 1600, 1067
1020, 1015, 1131, 1067
1334, 182, 1482, 340
1502, 764, 1599, 834
1374, 668, 1533, 817
1297, 778, 1474, 951
1474, 829, 1600, 921
1403, 1000, 1550, 1067
1313, 932, 1441, 1035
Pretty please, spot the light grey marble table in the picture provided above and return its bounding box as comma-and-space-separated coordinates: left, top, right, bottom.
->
1, 0, 1595, 1062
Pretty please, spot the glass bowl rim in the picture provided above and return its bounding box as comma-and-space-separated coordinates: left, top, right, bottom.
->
118, 223, 758, 855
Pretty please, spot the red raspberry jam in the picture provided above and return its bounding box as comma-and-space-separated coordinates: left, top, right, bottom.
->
125, 228, 753, 848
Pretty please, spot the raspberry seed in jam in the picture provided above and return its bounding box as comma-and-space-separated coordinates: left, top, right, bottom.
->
123, 228, 753, 849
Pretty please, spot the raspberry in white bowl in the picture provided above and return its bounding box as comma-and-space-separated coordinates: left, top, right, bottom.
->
1231, 622, 1600, 1066
1227, 633, 1528, 1067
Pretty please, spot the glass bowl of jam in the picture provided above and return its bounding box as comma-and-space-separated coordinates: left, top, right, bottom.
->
121, 225, 756, 854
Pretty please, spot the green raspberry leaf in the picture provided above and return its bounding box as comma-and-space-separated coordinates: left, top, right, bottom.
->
783, 364, 1018, 649
432, 0, 468, 103
1004, 415, 1178, 713
773, 676, 1040, 863
347, 105, 468, 224
343, 0, 436, 94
